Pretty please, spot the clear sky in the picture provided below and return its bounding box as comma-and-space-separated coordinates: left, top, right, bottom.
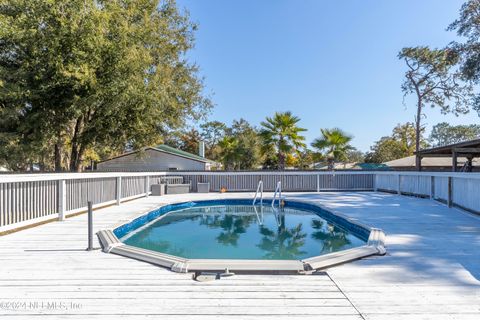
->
176, 0, 479, 152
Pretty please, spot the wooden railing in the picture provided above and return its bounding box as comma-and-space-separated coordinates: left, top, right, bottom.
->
174, 171, 374, 192
1, 170, 479, 233
0, 172, 167, 232
375, 171, 480, 213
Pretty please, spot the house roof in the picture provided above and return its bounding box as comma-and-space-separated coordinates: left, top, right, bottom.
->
312, 162, 389, 170
98, 144, 214, 164
356, 163, 390, 170
151, 144, 213, 163
417, 138, 480, 156
384, 155, 480, 167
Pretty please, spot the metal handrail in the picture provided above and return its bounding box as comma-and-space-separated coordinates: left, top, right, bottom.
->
253, 205, 264, 225
271, 181, 282, 208
252, 180, 263, 205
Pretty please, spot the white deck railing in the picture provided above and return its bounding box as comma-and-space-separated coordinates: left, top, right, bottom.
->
0, 170, 479, 232
374, 171, 480, 213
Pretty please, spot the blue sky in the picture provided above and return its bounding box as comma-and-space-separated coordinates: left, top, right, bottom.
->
177, 0, 479, 152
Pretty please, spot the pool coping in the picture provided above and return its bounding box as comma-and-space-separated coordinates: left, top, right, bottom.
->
97, 198, 386, 274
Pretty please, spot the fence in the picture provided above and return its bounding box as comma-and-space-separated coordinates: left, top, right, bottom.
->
176, 171, 374, 192
0, 170, 479, 233
374, 171, 480, 213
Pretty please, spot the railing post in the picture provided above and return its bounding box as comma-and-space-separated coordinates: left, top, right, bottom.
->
58, 179, 66, 221
373, 174, 378, 192
316, 174, 320, 192
397, 174, 401, 195
430, 175, 435, 200
447, 176, 453, 208
145, 176, 150, 198
116, 176, 122, 206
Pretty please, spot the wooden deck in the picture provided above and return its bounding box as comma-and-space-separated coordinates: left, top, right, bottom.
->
1, 192, 479, 319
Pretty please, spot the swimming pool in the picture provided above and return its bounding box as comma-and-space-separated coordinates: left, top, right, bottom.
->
98, 199, 386, 273
119, 202, 366, 260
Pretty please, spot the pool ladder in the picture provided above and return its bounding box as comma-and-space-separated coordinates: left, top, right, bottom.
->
253, 180, 284, 227
252, 180, 263, 205
271, 181, 285, 227
271, 181, 283, 208
252, 180, 264, 225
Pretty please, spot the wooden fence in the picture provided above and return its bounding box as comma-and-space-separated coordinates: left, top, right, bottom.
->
1, 171, 479, 232
176, 171, 374, 192
375, 171, 480, 213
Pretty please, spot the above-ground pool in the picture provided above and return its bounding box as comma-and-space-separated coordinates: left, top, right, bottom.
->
99, 199, 386, 273
120, 202, 366, 260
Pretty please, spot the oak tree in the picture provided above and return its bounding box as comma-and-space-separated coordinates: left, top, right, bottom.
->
0, 0, 210, 171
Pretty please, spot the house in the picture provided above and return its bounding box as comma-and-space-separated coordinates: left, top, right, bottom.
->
384, 155, 480, 171
415, 139, 480, 172
383, 139, 480, 172
96, 144, 217, 171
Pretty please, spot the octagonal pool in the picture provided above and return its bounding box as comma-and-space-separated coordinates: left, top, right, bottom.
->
116, 200, 368, 260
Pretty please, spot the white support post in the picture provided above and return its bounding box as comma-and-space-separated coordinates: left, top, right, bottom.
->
447, 176, 453, 208
430, 175, 435, 200
397, 174, 401, 195
316, 174, 320, 192
116, 177, 122, 206
58, 179, 66, 221
145, 176, 150, 198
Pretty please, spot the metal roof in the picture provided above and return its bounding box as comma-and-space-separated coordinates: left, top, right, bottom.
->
98, 144, 214, 164
151, 144, 212, 163
385, 155, 480, 167
417, 139, 480, 156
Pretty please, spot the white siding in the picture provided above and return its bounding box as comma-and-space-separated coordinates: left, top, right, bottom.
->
97, 149, 207, 171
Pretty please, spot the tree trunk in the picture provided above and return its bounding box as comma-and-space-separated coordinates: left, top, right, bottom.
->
74, 144, 86, 172
415, 98, 422, 171
54, 142, 62, 172
327, 158, 334, 171
278, 136, 285, 170
278, 152, 285, 170
69, 146, 79, 172
69, 117, 83, 172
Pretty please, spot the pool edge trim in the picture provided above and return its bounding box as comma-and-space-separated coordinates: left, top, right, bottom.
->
96, 198, 386, 274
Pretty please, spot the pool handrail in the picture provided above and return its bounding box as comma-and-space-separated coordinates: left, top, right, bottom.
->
252, 180, 263, 206
271, 181, 282, 209
253, 205, 264, 225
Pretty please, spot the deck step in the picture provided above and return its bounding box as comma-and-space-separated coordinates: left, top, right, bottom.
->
186, 259, 305, 272
302, 246, 380, 270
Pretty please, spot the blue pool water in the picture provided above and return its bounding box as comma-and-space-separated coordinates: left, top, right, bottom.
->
119, 200, 367, 260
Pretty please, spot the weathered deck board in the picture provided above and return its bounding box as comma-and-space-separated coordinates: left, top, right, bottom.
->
0, 193, 360, 319
1, 192, 479, 319
286, 192, 480, 320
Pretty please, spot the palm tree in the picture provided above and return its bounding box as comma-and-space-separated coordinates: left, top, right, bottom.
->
217, 136, 240, 170
310, 219, 351, 253
259, 112, 306, 170
257, 223, 307, 259
311, 128, 353, 170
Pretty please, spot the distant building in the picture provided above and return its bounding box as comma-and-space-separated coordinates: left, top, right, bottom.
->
311, 162, 388, 170
97, 144, 217, 171
414, 139, 480, 172
384, 155, 480, 171
383, 139, 480, 172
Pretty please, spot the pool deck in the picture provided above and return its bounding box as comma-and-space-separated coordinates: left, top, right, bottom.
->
0, 192, 479, 319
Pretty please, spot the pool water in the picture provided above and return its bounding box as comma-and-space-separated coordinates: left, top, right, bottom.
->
121, 204, 366, 260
